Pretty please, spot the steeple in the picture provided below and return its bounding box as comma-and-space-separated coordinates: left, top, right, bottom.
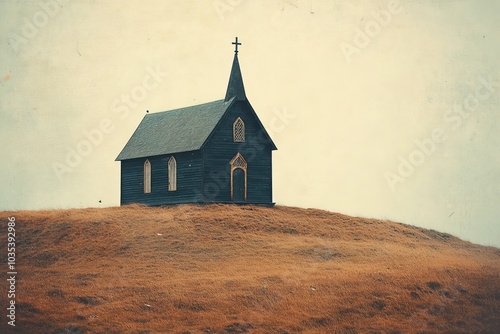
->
224, 37, 246, 102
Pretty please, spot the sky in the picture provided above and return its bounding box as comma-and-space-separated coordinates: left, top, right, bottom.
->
1, 0, 499, 247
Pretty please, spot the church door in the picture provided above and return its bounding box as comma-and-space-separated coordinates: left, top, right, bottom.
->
232, 168, 245, 202
230, 153, 247, 202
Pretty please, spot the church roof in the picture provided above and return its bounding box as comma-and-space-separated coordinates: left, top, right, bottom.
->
115, 98, 235, 161
116, 37, 276, 161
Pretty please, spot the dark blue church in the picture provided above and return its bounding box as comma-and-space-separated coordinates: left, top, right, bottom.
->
116, 38, 277, 206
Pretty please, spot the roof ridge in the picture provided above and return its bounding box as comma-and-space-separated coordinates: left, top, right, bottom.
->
149, 98, 227, 116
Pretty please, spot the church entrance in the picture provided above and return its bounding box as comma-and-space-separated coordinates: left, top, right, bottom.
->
232, 168, 245, 202
230, 153, 247, 202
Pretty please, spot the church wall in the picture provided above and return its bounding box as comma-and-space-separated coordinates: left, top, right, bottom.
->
120, 150, 203, 205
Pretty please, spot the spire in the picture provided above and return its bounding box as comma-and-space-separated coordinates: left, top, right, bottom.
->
224, 37, 246, 102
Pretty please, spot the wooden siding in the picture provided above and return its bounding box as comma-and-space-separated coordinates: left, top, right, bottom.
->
201, 100, 274, 204
120, 151, 203, 205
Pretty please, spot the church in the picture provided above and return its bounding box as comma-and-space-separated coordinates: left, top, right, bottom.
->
116, 38, 277, 206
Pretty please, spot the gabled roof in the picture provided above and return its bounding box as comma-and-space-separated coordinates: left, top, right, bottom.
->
115, 98, 235, 161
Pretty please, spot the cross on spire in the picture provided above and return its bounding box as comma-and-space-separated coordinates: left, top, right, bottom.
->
232, 37, 241, 54
225, 37, 246, 101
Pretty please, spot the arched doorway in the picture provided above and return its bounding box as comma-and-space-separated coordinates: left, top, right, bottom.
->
230, 153, 247, 202
232, 168, 245, 202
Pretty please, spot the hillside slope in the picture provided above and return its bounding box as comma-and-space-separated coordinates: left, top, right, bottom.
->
0, 204, 499, 334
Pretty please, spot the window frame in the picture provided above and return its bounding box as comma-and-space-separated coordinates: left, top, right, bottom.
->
168, 156, 177, 191
233, 117, 245, 142
144, 159, 151, 194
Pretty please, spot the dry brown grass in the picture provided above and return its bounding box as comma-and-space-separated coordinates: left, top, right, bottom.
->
0, 204, 499, 334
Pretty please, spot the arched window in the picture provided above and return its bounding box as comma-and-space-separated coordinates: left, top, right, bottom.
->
233, 117, 245, 142
144, 160, 151, 194
168, 156, 177, 191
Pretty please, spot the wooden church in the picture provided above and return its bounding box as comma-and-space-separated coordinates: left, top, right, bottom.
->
116, 38, 277, 206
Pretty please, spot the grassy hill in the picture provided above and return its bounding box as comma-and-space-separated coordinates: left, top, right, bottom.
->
1, 204, 499, 333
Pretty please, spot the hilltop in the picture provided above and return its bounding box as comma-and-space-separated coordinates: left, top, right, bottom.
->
0, 204, 499, 333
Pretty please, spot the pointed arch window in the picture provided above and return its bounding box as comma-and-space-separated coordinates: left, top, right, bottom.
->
144, 160, 151, 194
233, 117, 245, 142
168, 156, 177, 191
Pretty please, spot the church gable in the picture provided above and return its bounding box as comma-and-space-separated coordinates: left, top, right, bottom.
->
204, 100, 276, 151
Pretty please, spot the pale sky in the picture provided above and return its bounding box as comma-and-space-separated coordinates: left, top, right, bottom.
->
1, 0, 499, 247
